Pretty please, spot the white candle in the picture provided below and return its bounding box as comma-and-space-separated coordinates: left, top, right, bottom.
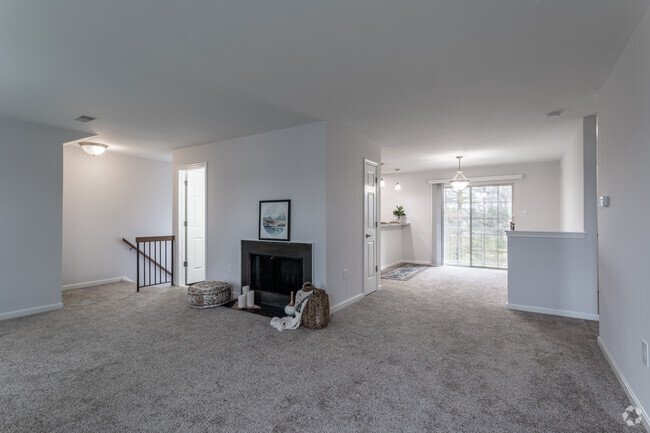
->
242, 285, 250, 295
237, 294, 246, 308
246, 290, 255, 307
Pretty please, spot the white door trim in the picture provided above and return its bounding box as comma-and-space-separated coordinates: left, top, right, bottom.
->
177, 163, 207, 287
363, 158, 380, 295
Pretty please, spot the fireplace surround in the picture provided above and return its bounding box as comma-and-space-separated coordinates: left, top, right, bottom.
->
241, 240, 312, 307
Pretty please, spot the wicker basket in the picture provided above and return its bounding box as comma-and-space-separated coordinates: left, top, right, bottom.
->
300, 282, 330, 329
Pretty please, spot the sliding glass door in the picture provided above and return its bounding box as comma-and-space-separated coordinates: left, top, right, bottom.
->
443, 185, 512, 269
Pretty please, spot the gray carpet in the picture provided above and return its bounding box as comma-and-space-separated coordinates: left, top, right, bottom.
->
0, 267, 635, 432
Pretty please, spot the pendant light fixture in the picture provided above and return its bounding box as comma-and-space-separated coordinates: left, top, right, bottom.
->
79, 142, 108, 156
449, 156, 470, 191
394, 168, 401, 191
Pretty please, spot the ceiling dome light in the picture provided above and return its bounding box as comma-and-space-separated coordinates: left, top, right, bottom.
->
449, 156, 470, 191
79, 142, 108, 156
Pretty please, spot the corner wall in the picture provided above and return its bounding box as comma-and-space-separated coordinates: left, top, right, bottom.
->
0, 117, 87, 320
172, 122, 328, 293
326, 123, 381, 307
597, 5, 650, 421
62, 146, 172, 287
506, 116, 598, 321
560, 120, 584, 232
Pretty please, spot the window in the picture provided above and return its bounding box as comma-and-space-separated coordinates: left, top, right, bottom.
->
444, 185, 512, 269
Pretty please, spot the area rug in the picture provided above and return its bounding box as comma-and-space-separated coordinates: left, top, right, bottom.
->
381, 263, 431, 281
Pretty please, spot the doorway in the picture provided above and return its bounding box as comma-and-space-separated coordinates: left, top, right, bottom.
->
443, 184, 512, 269
363, 159, 379, 295
178, 165, 206, 286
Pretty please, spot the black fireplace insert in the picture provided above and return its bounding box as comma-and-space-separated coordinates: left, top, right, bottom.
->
241, 240, 312, 308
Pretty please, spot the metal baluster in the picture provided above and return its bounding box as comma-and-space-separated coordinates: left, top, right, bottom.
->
136, 241, 140, 292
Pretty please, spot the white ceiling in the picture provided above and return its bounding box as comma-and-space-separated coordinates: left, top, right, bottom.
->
0, 1, 647, 170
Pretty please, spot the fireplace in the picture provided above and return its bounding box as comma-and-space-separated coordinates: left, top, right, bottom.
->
241, 240, 312, 308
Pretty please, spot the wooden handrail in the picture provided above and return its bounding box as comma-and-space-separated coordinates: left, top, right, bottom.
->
122, 238, 172, 277
135, 235, 175, 242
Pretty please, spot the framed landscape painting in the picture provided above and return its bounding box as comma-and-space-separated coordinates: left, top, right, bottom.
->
259, 200, 291, 241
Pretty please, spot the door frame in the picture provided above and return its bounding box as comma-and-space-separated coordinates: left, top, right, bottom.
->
363, 158, 380, 295
177, 163, 207, 287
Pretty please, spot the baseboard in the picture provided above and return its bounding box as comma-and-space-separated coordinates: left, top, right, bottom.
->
381, 260, 404, 271
0, 302, 63, 321
506, 303, 599, 321
62, 276, 133, 291
381, 260, 431, 271
598, 337, 650, 432
330, 293, 364, 314
408, 260, 431, 266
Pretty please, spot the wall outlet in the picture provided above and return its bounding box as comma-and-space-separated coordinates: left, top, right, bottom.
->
343, 268, 348, 280
642, 340, 649, 367
227, 263, 232, 273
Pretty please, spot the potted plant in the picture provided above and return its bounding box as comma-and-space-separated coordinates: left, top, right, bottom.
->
393, 205, 407, 224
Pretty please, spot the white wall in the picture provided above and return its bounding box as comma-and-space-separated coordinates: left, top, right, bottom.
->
506, 116, 598, 322
172, 122, 327, 294
506, 234, 598, 320
380, 161, 562, 264
0, 117, 87, 320
380, 226, 407, 269
326, 122, 381, 305
62, 146, 172, 287
597, 5, 650, 421
560, 121, 584, 232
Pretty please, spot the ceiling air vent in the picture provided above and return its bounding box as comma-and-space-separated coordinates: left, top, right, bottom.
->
74, 115, 97, 123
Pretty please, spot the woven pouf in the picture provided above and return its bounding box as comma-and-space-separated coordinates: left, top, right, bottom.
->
187, 281, 232, 308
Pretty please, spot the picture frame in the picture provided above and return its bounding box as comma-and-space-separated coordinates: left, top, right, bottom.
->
259, 200, 291, 241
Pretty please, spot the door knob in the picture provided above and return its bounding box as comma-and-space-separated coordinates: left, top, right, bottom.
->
365, 234, 371, 238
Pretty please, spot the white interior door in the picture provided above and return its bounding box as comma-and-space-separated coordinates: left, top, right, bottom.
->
363, 159, 379, 295
185, 167, 206, 285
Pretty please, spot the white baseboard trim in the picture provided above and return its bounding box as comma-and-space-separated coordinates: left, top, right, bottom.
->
0, 302, 63, 321
62, 276, 133, 291
506, 303, 599, 321
381, 260, 404, 271
330, 293, 364, 314
598, 337, 650, 432
381, 260, 431, 271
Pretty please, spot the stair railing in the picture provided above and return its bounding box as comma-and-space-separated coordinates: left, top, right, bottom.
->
122, 236, 175, 291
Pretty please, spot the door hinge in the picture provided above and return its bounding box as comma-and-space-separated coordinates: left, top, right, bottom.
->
184, 180, 188, 186
184, 221, 188, 227
375, 221, 378, 228
375, 177, 378, 183
376, 265, 378, 271
183, 261, 188, 267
